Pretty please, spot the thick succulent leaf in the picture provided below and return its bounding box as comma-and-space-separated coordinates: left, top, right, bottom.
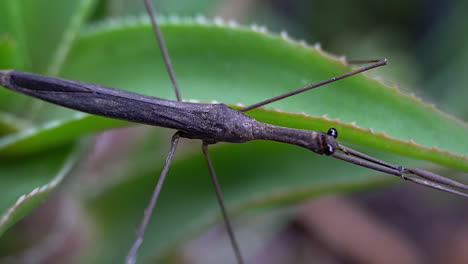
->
0, 0, 96, 237
0, 144, 78, 236
0, 0, 97, 125
1, 17, 468, 170
95, 0, 220, 17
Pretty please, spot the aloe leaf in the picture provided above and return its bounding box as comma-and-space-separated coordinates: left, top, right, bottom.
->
1, 15, 468, 262
2, 18, 468, 170
0, 144, 78, 236
0, 0, 97, 130
0, 0, 96, 238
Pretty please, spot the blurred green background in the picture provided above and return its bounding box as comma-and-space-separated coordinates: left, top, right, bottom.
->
92, 0, 468, 118
1, 0, 468, 264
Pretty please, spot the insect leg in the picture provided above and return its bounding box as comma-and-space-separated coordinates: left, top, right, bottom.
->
404, 168, 468, 193
240, 59, 387, 112
126, 132, 181, 264
331, 146, 468, 198
202, 143, 245, 264
143, 0, 182, 101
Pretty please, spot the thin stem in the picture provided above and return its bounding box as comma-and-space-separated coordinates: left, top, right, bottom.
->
240, 58, 387, 112
202, 143, 245, 264
143, 0, 183, 101
125, 132, 180, 264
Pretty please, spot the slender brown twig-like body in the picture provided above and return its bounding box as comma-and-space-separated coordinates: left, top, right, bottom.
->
0, 70, 337, 154
1, 69, 467, 198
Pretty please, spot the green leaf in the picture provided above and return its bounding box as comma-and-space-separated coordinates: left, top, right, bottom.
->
0, 0, 96, 239
2, 17, 468, 170
0, 144, 78, 236
1, 14, 468, 263
0, 0, 97, 129
0, 0, 97, 73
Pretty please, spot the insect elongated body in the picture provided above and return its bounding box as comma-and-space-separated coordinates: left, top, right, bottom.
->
2, 66, 468, 264
0, 70, 338, 154
2, 65, 468, 195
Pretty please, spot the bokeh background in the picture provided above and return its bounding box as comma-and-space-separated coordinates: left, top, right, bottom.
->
1, 0, 468, 263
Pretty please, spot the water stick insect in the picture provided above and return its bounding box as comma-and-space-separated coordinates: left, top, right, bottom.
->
1, 1, 468, 263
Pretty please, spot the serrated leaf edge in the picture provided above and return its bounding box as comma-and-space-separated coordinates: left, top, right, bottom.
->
252, 107, 468, 163
0, 147, 79, 229
0, 112, 88, 150
78, 15, 468, 134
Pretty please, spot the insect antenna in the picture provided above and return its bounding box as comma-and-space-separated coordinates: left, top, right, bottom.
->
126, 1, 245, 264
237, 54, 468, 198
240, 58, 387, 112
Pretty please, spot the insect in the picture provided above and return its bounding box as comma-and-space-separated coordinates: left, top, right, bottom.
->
1, 1, 467, 263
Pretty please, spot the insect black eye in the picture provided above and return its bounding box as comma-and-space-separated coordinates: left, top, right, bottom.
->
327, 128, 338, 138
324, 143, 335, 155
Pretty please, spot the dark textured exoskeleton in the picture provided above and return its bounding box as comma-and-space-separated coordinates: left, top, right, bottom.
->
1, 69, 466, 196
0, 70, 339, 155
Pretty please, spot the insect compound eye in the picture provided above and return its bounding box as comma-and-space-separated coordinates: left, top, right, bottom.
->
324, 143, 335, 155
327, 128, 338, 138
